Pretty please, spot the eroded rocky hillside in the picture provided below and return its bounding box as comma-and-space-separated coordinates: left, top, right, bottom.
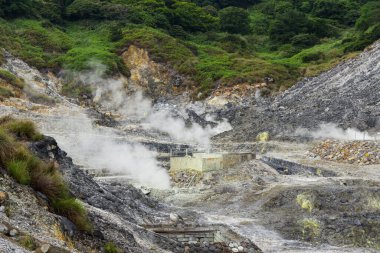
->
217, 41, 380, 142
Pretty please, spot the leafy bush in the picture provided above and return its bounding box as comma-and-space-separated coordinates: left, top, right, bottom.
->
291, 33, 319, 49
0, 0, 34, 18
219, 7, 250, 34
312, 0, 359, 25
66, 0, 128, 20
356, 1, 380, 31
7, 160, 31, 185
302, 51, 324, 63
0, 70, 25, 89
171, 1, 219, 32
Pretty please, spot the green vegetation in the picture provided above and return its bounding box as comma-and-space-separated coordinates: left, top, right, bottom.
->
0, 117, 91, 232
4, 119, 43, 141
0, 70, 25, 89
104, 242, 122, 253
0, 86, 14, 98
19, 235, 37, 251
0, 0, 379, 96
7, 160, 31, 185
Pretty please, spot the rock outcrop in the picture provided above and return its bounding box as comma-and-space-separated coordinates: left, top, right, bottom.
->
122, 45, 192, 98
29, 136, 177, 252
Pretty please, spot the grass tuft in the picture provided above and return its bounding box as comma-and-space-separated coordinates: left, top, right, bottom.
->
5, 119, 43, 141
104, 242, 122, 253
0, 86, 14, 98
0, 70, 25, 89
0, 128, 16, 164
52, 198, 92, 232
7, 160, 31, 185
19, 235, 37, 250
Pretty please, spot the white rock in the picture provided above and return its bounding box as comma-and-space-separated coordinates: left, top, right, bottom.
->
170, 213, 179, 223
232, 248, 239, 253
238, 246, 244, 252
40, 244, 50, 253
9, 229, 18, 237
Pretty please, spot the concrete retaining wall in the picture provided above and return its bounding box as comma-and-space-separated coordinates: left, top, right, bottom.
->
170, 152, 255, 172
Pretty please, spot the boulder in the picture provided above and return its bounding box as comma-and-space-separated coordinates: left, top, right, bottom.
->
0, 191, 9, 205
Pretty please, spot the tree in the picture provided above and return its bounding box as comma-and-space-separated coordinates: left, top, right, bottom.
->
217, 0, 259, 8
269, 9, 310, 43
0, 0, 34, 18
170, 2, 219, 32
312, 0, 359, 25
219, 7, 250, 34
356, 1, 380, 31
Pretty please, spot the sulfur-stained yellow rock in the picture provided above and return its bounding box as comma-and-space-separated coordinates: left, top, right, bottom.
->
256, 132, 270, 142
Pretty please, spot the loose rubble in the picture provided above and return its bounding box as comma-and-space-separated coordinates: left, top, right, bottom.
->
310, 140, 380, 165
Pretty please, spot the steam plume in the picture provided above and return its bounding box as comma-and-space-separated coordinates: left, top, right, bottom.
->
78, 62, 232, 149
295, 123, 378, 140
41, 107, 171, 189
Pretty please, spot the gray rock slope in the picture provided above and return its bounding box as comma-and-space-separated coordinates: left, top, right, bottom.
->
30, 137, 176, 253
217, 41, 380, 141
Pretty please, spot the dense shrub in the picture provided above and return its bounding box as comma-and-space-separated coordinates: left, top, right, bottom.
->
269, 9, 312, 44
302, 51, 324, 63
171, 2, 219, 32
356, 1, 380, 31
0, 0, 35, 18
291, 33, 319, 49
219, 7, 250, 34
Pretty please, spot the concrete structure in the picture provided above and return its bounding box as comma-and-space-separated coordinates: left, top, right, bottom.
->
170, 152, 255, 172
144, 225, 225, 244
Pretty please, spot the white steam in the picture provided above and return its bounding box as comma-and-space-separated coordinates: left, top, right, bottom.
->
79, 63, 232, 149
295, 123, 379, 140
48, 62, 232, 189
41, 107, 171, 189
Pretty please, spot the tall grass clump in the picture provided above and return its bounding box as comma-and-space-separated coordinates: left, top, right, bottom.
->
0, 128, 16, 165
4, 119, 43, 141
6, 160, 31, 185
104, 242, 122, 253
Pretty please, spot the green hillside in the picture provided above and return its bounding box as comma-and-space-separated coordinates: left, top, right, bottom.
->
0, 0, 379, 97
